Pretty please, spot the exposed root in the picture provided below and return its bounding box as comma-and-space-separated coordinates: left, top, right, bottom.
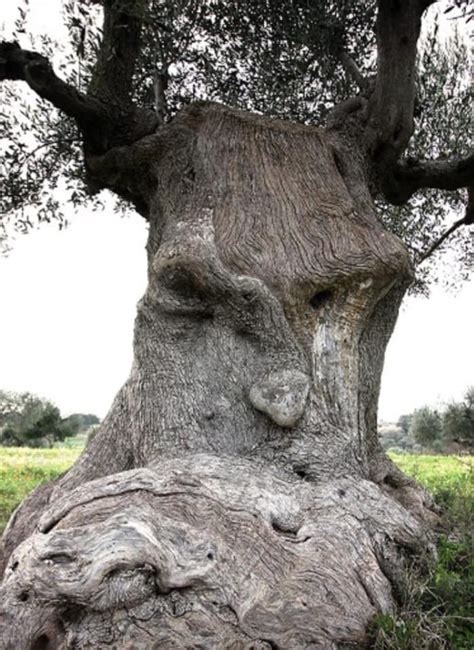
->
0, 455, 434, 649
369, 448, 441, 529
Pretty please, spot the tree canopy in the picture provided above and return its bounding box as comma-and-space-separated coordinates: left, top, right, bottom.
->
0, 0, 473, 291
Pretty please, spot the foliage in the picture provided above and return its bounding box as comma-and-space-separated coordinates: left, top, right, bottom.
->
442, 387, 474, 448
410, 406, 443, 448
397, 414, 413, 436
67, 412, 101, 431
0, 1, 472, 290
377, 24, 473, 294
370, 454, 474, 649
381, 387, 474, 453
0, 389, 81, 447
378, 422, 417, 453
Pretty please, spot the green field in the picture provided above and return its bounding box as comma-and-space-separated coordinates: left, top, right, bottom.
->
391, 452, 473, 490
0, 448, 472, 647
0, 447, 472, 532
0, 446, 80, 532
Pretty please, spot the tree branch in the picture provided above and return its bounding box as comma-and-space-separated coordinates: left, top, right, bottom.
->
337, 49, 368, 93
417, 213, 470, 264
0, 38, 157, 157
366, 0, 437, 168
153, 68, 169, 124
382, 153, 474, 205
0, 41, 106, 129
88, 0, 145, 108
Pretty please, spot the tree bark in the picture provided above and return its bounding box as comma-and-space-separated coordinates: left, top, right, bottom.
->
0, 103, 438, 648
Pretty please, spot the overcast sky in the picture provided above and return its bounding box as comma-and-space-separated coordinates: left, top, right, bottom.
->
0, 0, 472, 422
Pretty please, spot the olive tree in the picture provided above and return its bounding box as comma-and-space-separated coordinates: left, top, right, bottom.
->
0, 1, 473, 647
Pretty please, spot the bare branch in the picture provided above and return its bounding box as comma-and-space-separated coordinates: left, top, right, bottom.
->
337, 49, 368, 93
0, 41, 106, 129
417, 214, 469, 264
382, 153, 474, 205
366, 0, 437, 167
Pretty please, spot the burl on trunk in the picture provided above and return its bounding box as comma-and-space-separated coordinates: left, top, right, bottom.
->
0, 104, 437, 649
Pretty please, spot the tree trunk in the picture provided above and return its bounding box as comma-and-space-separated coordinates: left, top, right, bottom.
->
0, 103, 438, 649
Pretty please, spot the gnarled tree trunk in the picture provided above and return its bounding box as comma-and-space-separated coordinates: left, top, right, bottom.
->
0, 103, 438, 649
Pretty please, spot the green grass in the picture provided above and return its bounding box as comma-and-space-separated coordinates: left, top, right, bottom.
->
0, 448, 472, 647
0, 447, 80, 532
373, 453, 474, 649
390, 452, 473, 492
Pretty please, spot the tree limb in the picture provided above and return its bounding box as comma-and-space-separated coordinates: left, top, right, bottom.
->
417, 212, 470, 264
88, 0, 145, 108
337, 49, 368, 93
366, 0, 437, 168
0, 41, 106, 129
0, 38, 158, 157
382, 153, 474, 205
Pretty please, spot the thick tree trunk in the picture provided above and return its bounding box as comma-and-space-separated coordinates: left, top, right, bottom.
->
0, 104, 438, 648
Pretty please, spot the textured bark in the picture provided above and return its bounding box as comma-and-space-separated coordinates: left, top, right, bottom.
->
382, 154, 474, 206
1, 456, 434, 649
367, 0, 433, 168
0, 103, 438, 648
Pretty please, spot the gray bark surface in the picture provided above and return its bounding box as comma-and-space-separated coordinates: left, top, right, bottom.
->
0, 103, 438, 648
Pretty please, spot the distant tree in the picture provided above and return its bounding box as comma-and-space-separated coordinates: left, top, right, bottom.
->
397, 414, 413, 436
378, 422, 414, 452
442, 387, 474, 449
0, 390, 46, 433
410, 406, 442, 448
0, 390, 80, 447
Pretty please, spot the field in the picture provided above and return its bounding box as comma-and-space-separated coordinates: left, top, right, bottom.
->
0, 448, 472, 647
391, 452, 473, 492
0, 446, 79, 532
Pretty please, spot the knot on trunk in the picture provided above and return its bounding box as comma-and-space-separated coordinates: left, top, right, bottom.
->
249, 370, 310, 427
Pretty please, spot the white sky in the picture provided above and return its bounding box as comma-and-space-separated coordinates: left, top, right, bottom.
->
0, 0, 472, 422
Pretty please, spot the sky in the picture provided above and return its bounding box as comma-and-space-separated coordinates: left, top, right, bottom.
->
0, 0, 472, 422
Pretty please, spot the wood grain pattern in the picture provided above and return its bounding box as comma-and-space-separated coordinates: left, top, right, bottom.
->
1, 104, 436, 649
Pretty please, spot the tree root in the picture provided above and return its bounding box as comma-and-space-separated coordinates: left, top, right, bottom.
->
0, 455, 434, 649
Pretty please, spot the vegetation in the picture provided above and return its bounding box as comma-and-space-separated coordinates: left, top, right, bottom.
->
1, 0, 473, 644
0, 447, 79, 533
370, 454, 474, 649
442, 388, 474, 449
0, 389, 100, 448
1, 1, 472, 288
379, 387, 474, 454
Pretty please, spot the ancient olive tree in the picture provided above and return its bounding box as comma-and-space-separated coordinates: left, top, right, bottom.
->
0, 0, 473, 647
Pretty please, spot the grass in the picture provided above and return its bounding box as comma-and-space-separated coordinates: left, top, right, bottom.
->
0, 448, 472, 647
390, 452, 473, 492
0, 446, 80, 532
371, 453, 474, 649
